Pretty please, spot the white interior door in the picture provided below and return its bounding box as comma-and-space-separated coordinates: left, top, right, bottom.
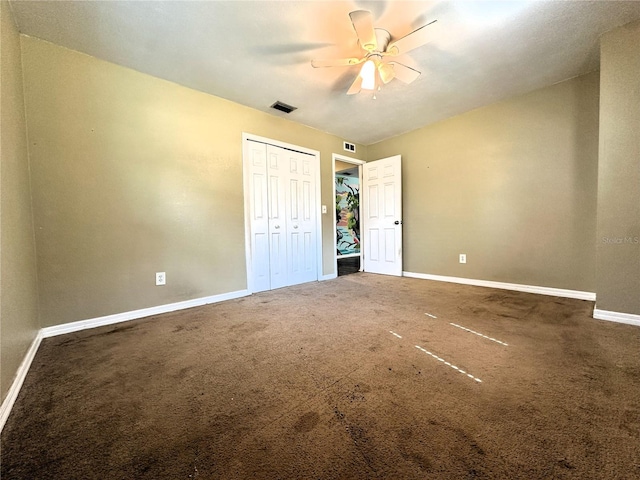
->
363, 155, 403, 276
244, 136, 319, 292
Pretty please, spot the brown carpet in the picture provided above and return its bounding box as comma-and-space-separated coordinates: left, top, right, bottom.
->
2, 274, 640, 479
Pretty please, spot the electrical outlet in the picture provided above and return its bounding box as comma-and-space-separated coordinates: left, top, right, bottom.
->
156, 272, 166, 285
459, 254, 467, 264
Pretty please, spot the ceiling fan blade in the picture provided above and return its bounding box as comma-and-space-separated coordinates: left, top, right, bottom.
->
387, 20, 437, 56
378, 63, 395, 84
346, 75, 363, 95
389, 62, 420, 84
311, 58, 363, 68
349, 10, 377, 51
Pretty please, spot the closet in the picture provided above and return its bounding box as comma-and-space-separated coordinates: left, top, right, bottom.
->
245, 138, 319, 292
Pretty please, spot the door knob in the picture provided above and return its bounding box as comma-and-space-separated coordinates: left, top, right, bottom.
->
394, 220, 401, 225
293, 225, 299, 229
274, 225, 280, 229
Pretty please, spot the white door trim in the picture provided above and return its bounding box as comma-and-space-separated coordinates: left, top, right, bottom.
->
332, 154, 365, 278
243, 133, 321, 293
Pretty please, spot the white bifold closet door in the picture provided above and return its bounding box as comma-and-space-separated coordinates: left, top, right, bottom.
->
248, 141, 317, 292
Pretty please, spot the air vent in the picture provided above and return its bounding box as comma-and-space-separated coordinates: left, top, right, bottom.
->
343, 141, 356, 153
270, 101, 297, 114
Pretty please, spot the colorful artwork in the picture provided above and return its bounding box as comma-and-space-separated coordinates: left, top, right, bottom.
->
336, 174, 360, 256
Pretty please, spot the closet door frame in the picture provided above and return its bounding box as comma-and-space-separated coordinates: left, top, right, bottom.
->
242, 133, 322, 293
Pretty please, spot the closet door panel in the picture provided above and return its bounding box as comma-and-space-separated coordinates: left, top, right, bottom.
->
267, 146, 289, 289
248, 142, 270, 292
287, 152, 317, 286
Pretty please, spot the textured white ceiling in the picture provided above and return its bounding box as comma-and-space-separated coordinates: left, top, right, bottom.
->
9, 1, 640, 145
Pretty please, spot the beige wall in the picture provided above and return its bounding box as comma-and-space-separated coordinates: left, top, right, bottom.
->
0, 1, 40, 401
596, 20, 640, 315
367, 72, 600, 292
20, 36, 362, 328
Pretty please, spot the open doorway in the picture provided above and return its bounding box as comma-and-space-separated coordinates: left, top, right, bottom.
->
333, 154, 365, 277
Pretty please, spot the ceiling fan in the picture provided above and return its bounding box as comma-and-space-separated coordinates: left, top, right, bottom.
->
311, 10, 437, 95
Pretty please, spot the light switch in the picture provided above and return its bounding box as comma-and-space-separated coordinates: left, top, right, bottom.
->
322, 205, 327, 214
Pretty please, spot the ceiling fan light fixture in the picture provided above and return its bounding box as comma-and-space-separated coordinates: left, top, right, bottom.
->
360, 59, 376, 90
311, 10, 435, 95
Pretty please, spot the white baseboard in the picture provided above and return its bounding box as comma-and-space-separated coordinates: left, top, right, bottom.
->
41, 289, 251, 338
0, 331, 43, 433
593, 308, 640, 327
403, 271, 596, 301
320, 273, 337, 281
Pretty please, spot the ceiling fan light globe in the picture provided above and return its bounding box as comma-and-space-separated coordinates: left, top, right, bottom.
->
378, 63, 395, 84
360, 60, 376, 90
